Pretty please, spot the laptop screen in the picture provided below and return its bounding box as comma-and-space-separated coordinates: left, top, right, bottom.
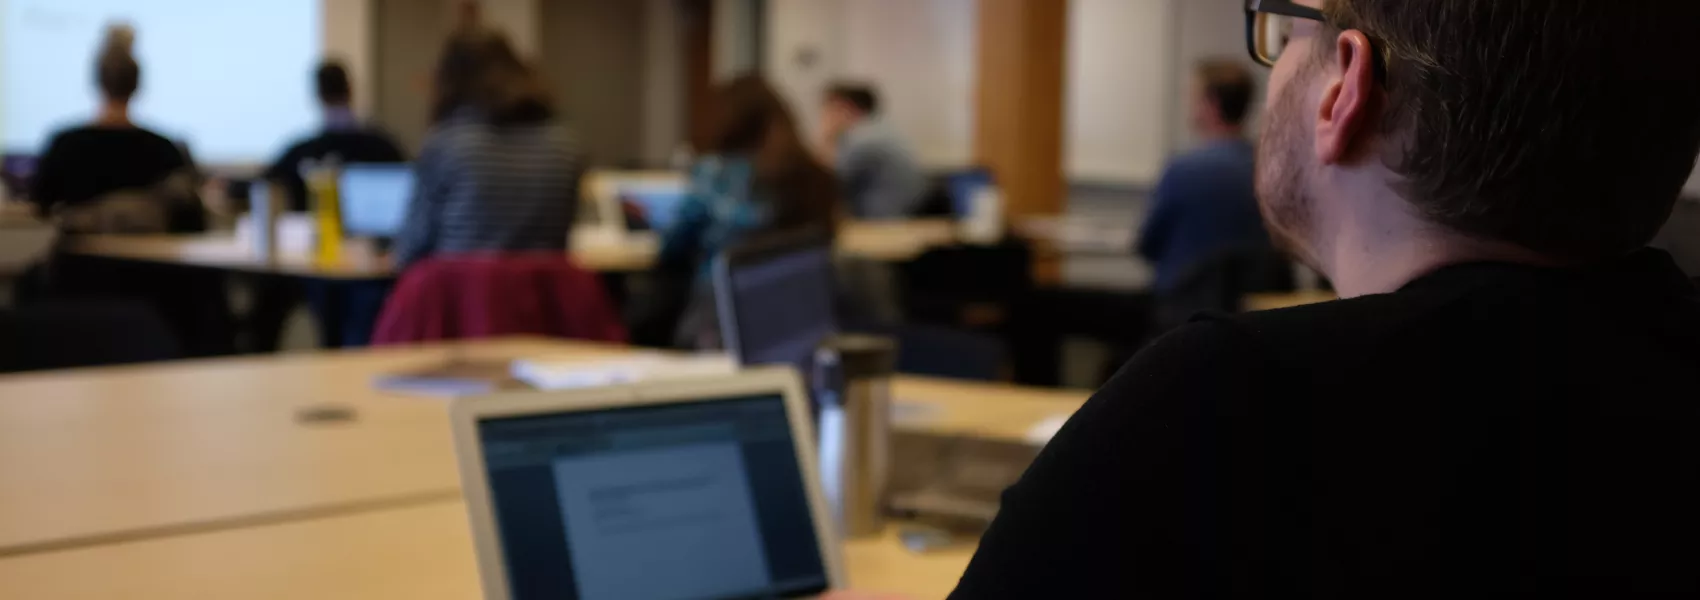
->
722, 246, 838, 372
339, 164, 414, 237
477, 395, 830, 600
618, 182, 688, 231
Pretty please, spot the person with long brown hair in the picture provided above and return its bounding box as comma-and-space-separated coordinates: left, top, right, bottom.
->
659, 74, 839, 272
655, 74, 841, 348
390, 25, 581, 270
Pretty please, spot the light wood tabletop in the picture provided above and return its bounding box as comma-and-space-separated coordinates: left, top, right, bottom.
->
0, 499, 977, 600
0, 337, 1083, 558
0, 338, 633, 555
61, 219, 964, 278
61, 232, 659, 278
1244, 289, 1339, 312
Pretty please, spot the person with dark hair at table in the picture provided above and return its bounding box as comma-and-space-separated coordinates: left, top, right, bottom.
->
654, 74, 841, 348
834, 0, 1700, 597
263, 60, 406, 212
819, 82, 926, 219
246, 60, 407, 352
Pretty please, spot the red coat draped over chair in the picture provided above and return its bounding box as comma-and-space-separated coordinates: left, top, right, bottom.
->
372, 254, 626, 345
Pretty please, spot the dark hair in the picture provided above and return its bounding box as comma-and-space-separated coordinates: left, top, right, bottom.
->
430, 27, 553, 125
1320, 0, 1700, 261
825, 83, 879, 115
1197, 59, 1253, 127
96, 25, 140, 101
316, 61, 353, 106
704, 75, 841, 232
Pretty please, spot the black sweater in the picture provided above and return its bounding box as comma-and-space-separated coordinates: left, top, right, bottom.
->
951, 249, 1700, 598
30, 125, 188, 215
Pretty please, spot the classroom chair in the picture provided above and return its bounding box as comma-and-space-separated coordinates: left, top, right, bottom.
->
371, 254, 626, 345
0, 301, 179, 373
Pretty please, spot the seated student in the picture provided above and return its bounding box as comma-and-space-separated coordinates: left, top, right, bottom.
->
839, 0, 1700, 597
1138, 59, 1282, 330
264, 60, 406, 212
1137, 59, 1272, 290
25, 24, 230, 356
391, 25, 582, 271
819, 82, 927, 220
246, 60, 406, 352
658, 75, 841, 348
30, 24, 199, 231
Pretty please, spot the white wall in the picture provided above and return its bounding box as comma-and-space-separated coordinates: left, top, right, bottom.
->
715, 0, 761, 80
841, 0, 978, 168
763, 0, 1177, 183
766, 0, 974, 168
766, 0, 846, 143
1068, 0, 1172, 183
1688, 163, 1700, 196
642, 0, 686, 165
1170, 0, 1263, 152
481, 0, 539, 57
323, 0, 375, 117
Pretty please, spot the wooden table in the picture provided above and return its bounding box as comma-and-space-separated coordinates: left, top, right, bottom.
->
0, 339, 617, 555
0, 338, 1085, 560
0, 500, 978, 600
62, 219, 963, 278
62, 233, 658, 278
1244, 289, 1339, 311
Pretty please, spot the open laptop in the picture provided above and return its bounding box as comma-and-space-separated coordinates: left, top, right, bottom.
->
338, 163, 414, 238
450, 369, 846, 600
1, 153, 37, 198
618, 180, 689, 231
713, 229, 839, 374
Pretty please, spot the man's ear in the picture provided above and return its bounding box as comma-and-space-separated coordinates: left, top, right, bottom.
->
1314, 30, 1378, 165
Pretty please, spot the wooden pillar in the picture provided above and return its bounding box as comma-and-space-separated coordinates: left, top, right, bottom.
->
974, 0, 1069, 223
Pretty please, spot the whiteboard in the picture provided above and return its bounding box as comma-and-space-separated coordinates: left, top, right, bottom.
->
1, 0, 324, 165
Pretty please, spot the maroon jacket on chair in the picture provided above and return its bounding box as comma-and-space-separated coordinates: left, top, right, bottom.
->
372, 254, 626, 345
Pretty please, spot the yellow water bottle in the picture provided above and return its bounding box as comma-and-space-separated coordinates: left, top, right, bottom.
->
305, 159, 344, 265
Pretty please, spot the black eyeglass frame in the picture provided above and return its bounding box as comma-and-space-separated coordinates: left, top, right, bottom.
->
1245, 0, 1387, 82
1245, 0, 1327, 67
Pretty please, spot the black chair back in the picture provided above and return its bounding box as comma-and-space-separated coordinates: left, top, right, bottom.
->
0, 301, 180, 373
1155, 245, 1296, 332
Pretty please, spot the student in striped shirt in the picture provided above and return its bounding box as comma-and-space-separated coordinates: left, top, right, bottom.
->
392, 26, 583, 271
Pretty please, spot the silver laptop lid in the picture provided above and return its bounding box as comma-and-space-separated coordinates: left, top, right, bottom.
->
450, 369, 845, 600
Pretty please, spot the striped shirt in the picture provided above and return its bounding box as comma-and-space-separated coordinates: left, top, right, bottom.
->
392, 112, 583, 269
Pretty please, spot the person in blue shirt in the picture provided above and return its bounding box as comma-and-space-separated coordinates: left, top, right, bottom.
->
1137, 59, 1272, 294
657, 75, 840, 348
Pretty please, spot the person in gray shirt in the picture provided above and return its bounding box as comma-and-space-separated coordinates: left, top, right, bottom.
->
819, 83, 928, 220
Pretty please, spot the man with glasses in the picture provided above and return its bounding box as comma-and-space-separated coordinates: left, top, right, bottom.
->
928, 0, 1700, 597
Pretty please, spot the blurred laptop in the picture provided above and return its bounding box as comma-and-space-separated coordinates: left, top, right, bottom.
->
338, 163, 414, 240
449, 369, 845, 600
617, 180, 689, 231
1, 154, 38, 199
713, 230, 839, 374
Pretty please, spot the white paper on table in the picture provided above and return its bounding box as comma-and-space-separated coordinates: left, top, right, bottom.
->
511, 353, 739, 390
